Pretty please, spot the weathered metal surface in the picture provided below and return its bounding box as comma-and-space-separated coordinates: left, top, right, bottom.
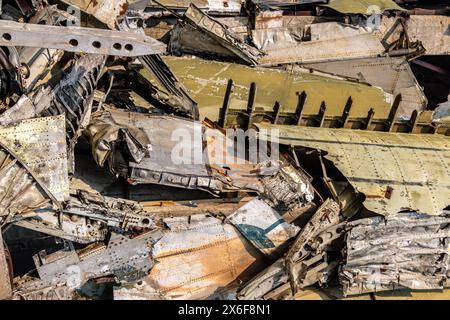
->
146, 0, 243, 14
37, 54, 106, 162
15, 189, 159, 244
0, 20, 166, 57
238, 199, 342, 300
140, 215, 266, 300
153, 56, 393, 121
60, 0, 129, 29
0, 231, 12, 300
257, 124, 450, 216
0, 115, 69, 202
14, 230, 163, 298
138, 55, 199, 119
321, 0, 405, 15
257, 27, 385, 66
227, 198, 300, 256
303, 57, 427, 120
85, 106, 315, 208
341, 212, 450, 296
256, 160, 315, 208
434, 97, 450, 124
395, 15, 450, 56
170, 4, 264, 65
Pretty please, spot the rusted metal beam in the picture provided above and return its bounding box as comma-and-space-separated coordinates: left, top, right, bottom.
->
0, 20, 166, 57
218, 79, 234, 128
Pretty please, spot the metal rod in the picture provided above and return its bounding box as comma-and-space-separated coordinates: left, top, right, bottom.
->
246, 82, 257, 130
340, 96, 353, 128
409, 109, 419, 133
365, 108, 375, 130
295, 91, 307, 126
272, 101, 281, 124
218, 79, 234, 128
387, 94, 402, 132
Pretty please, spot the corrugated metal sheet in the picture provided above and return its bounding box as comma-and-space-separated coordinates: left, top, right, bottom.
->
257, 124, 450, 216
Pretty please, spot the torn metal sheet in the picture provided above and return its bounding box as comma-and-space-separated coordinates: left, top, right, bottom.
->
238, 199, 342, 300
169, 4, 264, 65
37, 54, 106, 164
15, 189, 159, 243
16, 5, 66, 93
341, 212, 450, 296
321, 0, 405, 15
302, 57, 427, 120
14, 230, 163, 299
0, 115, 69, 202
379, 15, 450, 56
434, 97, 450, 124
227, 198, 300, 256
138, 55, 199, 119
406, 15, 450, 56
0, 231, 12, 300
153, 56, 393, 123
0, 148, 54, 226
59, 0, 129, 29
0, 54, 107, 158
248, 1, 326, 10
0, 20, 167, 57
257, 124, 450, 216
256, 26, 386, 66
85, 106, 315, 208
121, 214, 266, 300
145, 0, 243, 15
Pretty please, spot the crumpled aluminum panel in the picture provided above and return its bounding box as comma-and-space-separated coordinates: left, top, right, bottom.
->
0, 232, 12, 300
303, 57, 427, 120
341, 212, 450, 296
256, 31, 385, 66
170, 4, 263, 65
0, 115, 69, 202
257, 124, 450, 216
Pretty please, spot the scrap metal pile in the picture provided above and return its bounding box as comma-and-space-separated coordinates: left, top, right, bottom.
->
0, 0, 449, 300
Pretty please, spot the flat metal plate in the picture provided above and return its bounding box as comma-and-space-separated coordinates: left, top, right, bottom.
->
0, 115, 69, 201
257, 124, 450, 216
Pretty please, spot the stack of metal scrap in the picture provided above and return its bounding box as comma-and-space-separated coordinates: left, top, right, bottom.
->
0, 0, 448, 301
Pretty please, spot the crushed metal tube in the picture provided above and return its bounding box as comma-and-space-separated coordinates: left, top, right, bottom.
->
0, 0, 448, 302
